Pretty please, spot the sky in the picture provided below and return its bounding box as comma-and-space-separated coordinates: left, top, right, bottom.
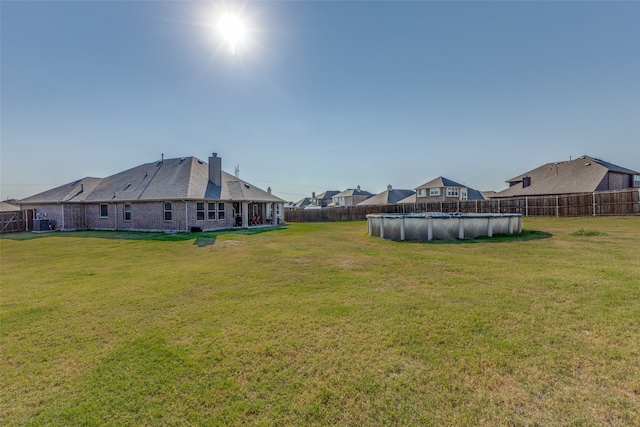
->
2, 1, 639, 203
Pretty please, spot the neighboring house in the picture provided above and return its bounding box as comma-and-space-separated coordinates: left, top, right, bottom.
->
481, 191, 498, 199
329, 186, 374, 207
414, 177, 485, 202
492, 155, 640, 198
357, 185, 415, 206
305, 190, 340, 209
17, 154, 286, 232
0, 200, 20, 213
293, 197, 312, 210
396, 193, 416, 204
0, 200, 24, 234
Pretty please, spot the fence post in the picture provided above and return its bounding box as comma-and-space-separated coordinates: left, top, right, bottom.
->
556, 195, 559, 217
525, 197, 528, 217
475, 199, 478, 214
592, 192, 596, 217
498, 199, 500, 214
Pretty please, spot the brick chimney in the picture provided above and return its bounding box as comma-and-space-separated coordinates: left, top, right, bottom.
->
209, 153, 222, 186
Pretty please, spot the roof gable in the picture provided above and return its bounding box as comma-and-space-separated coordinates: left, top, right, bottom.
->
333, 188, 374, 198
416, 176, 465, 190
358, 189, 415, 205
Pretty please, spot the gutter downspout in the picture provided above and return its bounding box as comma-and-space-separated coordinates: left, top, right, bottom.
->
183, 200, 189, 232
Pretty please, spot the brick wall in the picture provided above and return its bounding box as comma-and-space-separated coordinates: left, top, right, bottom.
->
20, 200, 235, 232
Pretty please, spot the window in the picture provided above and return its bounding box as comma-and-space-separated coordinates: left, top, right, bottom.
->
208, 203, 216, 220
164, 202, 172, 221
417, 189, 426, 197
218, 202, 226, 220
446, 187, 459, 197
196, 202, 205, 221
124, 204, 131, 221
430, 188, 440, 196
461, 190, 467, 201
634, 175, 640, 188
100, 204, 108, 218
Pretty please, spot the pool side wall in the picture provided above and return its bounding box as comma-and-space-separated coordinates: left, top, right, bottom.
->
367, 215, 522, 241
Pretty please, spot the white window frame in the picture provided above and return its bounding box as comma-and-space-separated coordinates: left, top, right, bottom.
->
446, 187, 459, 197
164, 202, 172, 221
218, 202, 226, 220
208, 203, 216, 220
100, 204, 108, 218
124, 204, 131, 221
196, 202, 205, 221
634, 175, 640, 188
430, 188, 440, 196
417, 189, 426, 197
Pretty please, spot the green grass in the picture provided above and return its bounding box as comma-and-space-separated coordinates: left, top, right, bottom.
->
1, 217, 639, 426
569, 228, 606, 237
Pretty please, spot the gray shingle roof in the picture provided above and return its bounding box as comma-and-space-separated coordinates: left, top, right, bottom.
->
19, 157, 284, 204
333, 188, 374, 198
494, 155, 639, 198
316, 190, 340, 200
413, 176, 485, 200
19, 177, 103, 204
0, 201, 21, 212
415, 176, 463, 190
358, 189, 416, 206
294, 197, 312, 209
396, 193, 417, 204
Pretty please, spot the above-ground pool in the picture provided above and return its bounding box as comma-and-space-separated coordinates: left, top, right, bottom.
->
366, 212, 523, 241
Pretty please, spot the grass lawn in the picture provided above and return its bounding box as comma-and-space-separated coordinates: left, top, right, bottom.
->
1, 217, 639, 426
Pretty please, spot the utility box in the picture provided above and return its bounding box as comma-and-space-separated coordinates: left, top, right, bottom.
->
33, 219, 51, 231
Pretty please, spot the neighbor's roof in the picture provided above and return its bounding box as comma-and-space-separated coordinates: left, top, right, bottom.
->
357, 188, 416, 206
494, 155, 639, 198
415, 176, 465, 190
19, 157, 284, 204
294, 197, 312, 209
414, 176, 484, 200
396, 193, 417, 204
316, 190, 340, 200
0, 201, 21, 212
333, 188, 374, 198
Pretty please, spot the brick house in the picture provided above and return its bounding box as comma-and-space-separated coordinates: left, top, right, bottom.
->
357, 185, 415, 206
305, 190, 340, 209
405, 177, 484, 203
17, 154, 286, 232
491, 155, 640, 198
329, 186, 374, 207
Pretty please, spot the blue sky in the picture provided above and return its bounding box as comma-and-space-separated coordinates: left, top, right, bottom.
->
2, 1, 639, 202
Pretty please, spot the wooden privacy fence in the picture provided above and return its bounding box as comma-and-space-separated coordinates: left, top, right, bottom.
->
1, 211, 25, 234
284, 189, 640, 222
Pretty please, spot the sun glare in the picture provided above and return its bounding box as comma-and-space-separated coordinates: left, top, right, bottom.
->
217, 12, 248, 54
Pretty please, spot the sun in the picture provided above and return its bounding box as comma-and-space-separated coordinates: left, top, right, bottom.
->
217, 12, 248, 54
